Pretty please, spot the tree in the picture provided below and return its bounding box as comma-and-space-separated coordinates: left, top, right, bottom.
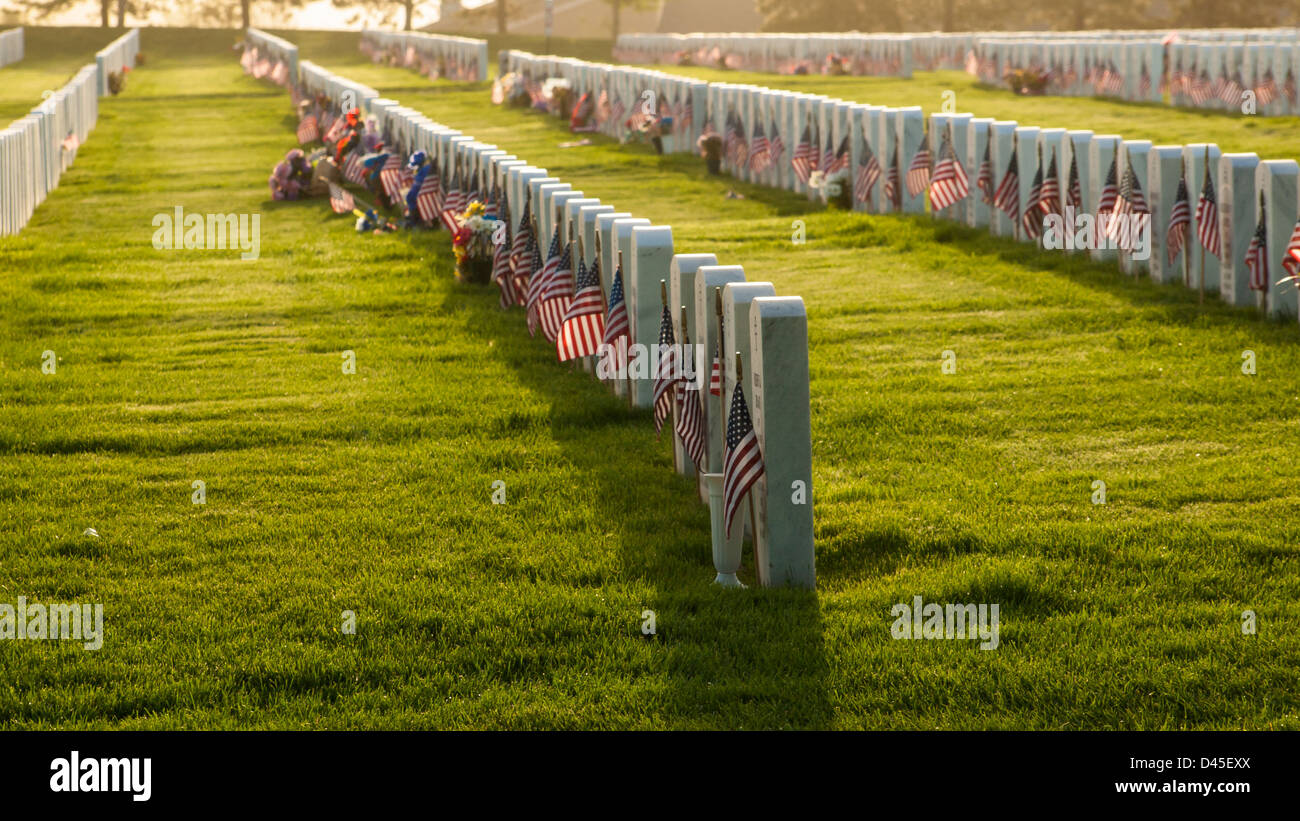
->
605, 0, 656, 40
13, 0, 114, 27
329, 0, 421, 30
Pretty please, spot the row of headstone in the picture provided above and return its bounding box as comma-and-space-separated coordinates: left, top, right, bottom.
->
359, 29, 488, 83
499, 50, 708, 154
295, 59, 379, 115
243, 28, 298, 87
613, 32, 913, 78
0, 26, 22, 69
970, 38, 1165, 103
1167, 38, 1300, 116
923, 116, 1300, 320
266, 40, 814, 587
0, 62, 99, 236
94, 28, 139, 97
506, 47, 1300, 325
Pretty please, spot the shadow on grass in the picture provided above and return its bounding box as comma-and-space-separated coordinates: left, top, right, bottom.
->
437, 277, 833, 728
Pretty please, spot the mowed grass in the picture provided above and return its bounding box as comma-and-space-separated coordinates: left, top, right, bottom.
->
1, 27, 1298, 730
0, 27, 135, 125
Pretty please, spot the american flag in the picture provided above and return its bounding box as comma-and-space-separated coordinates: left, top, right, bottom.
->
297, 115, 319, 145
1067, 153, 1083, 210
1166, 176, 1191, 265
651, 306, 677, 436
415, 180, 440, 224
828, 136, 850, 174
328, 182, 354, 215
1139, 62, 1151, 97
493, 200, 515, 309
538, 242, 575, 343
675, 373, 706, 470
323, 114, 347, 145
855, 137, 881, 203
1211, 67, 1229, 101
680, 90, 693, 132
976, 140, 994, 205
518, 228, 543, 314
61, 131, 79, 153
378, 154, 405, 201
884, 145, 901, 210
927, 128, 969, 211
601, 262, 630, 378
1189, 70, 1212, 106
1244, 196, 1268, 292
1037, 150, 1060, 218
820, 132, 836, 176
1281, 218, 1300, 282
905, 137, 931, 199
528, 229, 562, 337
722, 376, 765, 538
557, 254, 606, 362
769, 124, 785, 166
440, 166, 465, 233
730, 115, 748, 169
1194, 167, 1222, 259
1021, 152, 1044, 240
1285, 69, 1297, 107
1255, 69, 1278, 106
1097, 155, 1119, 217
1110, 159, 1149, 250
510, 194, 532, 275
992, 144, 1020, 225
342, 153, 364, 185
709, 351, 721, 396
1221, 72, 1244, 105
748, 120, 771, 174
791, 122, 816, 184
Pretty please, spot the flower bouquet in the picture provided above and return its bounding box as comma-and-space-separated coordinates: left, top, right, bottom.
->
452, 202, 497, 284
542, 78, 573, 119
698, 132, 723, 174
809, 168, 852, 210
1005, 67, 1050, 96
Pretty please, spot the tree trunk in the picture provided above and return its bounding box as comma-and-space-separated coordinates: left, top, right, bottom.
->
404, 0, 413, 31
611, 0, 621, 41
241, 0, 251, 30
497, 0, 507, 34
101, 0, 110, 27
115, 0, 125, 27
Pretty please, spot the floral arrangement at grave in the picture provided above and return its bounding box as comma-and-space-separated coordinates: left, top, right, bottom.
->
1004, 67, 1049, 96
570, 92, 596, 132
107, 69, 126, 95
542, 78, 573, 118
135, 52, 146, 67
809, 168, 851, 210
823, 54, 849, 76
492, 72, 530, 108
624, 109, 671, 154
451, 201, 497, 284
674, 49, 694, 67
698, 131, 723, 174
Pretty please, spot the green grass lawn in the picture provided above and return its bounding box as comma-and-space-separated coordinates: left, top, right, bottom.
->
1, 27, 1298, 730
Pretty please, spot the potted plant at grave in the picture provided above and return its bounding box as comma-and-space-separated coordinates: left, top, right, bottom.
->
824, 54, 848, 76
542, 78, 573, 119
107, 70, 126, 95
674, 49, 693, 67
1005, 67, 1049, 96
809, 169, 852, 210
452, 202, 496, 284
698, 132, 723, 174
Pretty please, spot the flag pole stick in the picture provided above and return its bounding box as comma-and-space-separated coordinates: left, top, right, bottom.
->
1199, 145, 1208, 306
680, 305, 694, 480
1013, 132, 1021, 243
736, 351, 758, 582
660, 279, 682, 474
1179, 154, 1190, 292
